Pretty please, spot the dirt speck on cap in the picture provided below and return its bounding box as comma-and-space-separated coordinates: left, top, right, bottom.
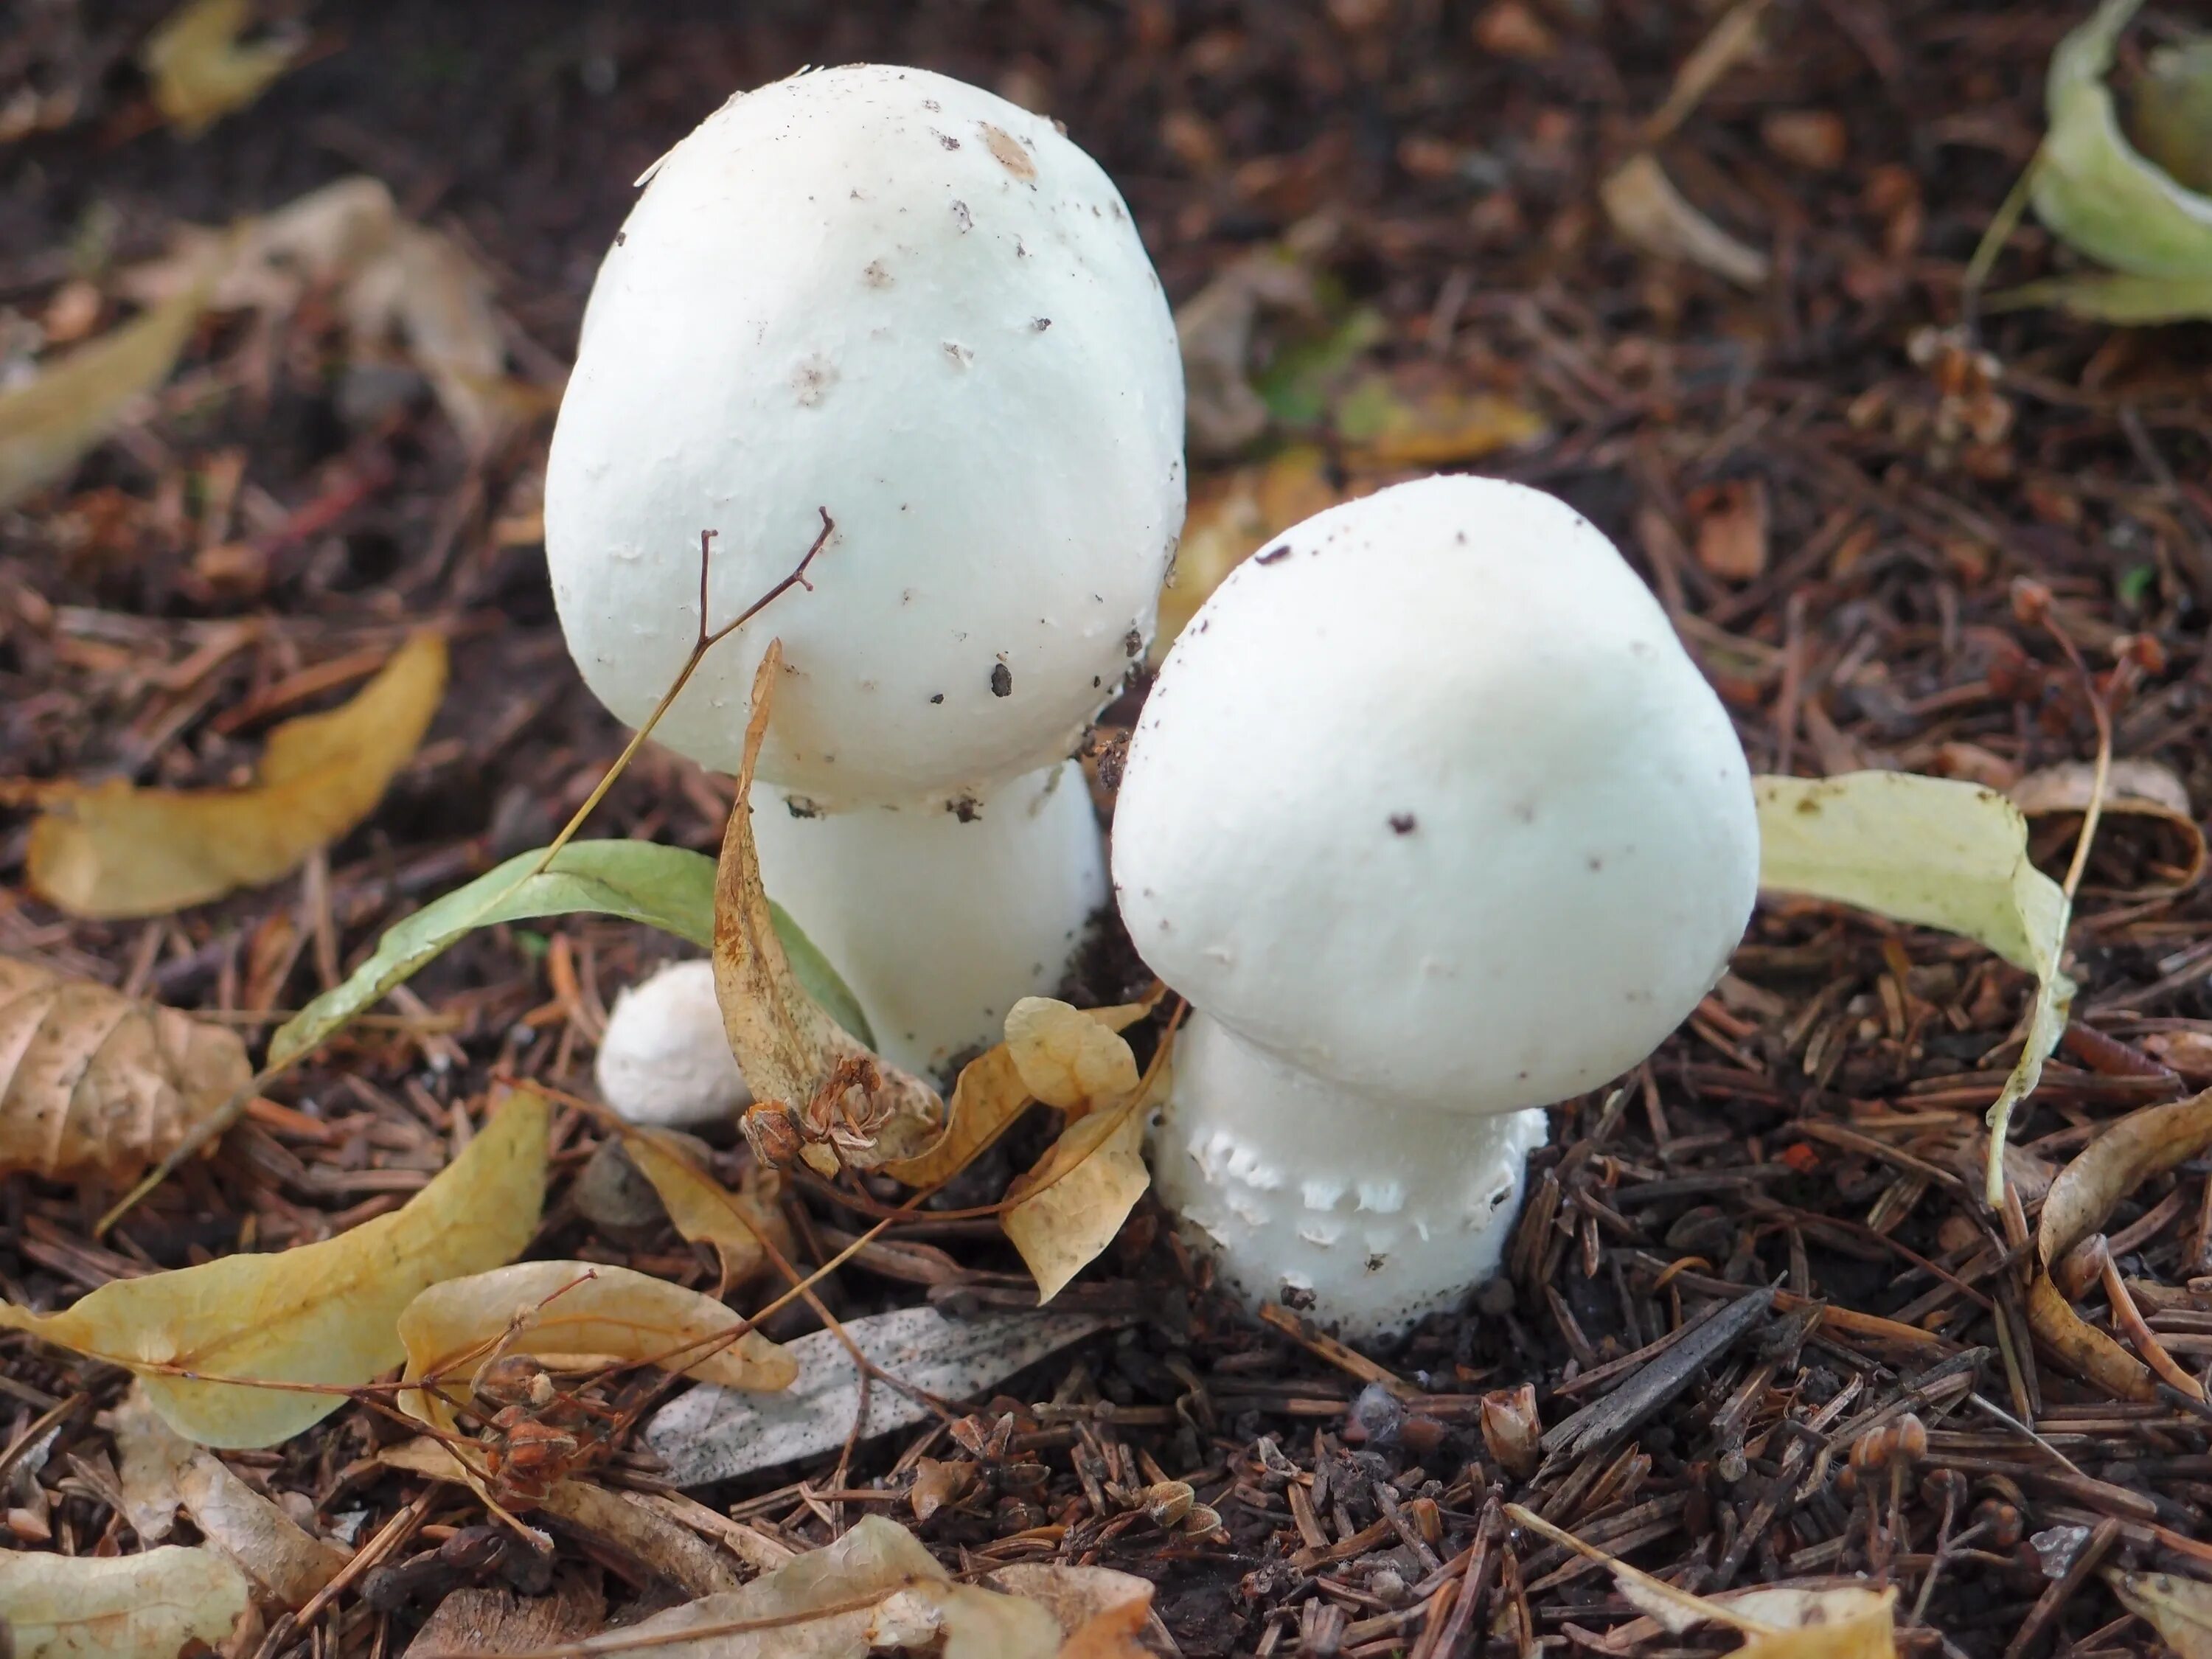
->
790, 354, 836, 406
979, 122, 1037, 181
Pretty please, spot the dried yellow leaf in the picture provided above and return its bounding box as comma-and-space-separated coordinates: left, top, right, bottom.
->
397, 1259, 796, 1440
1002, 1084, 1155, 1304
0, 1089, 547, 1447
2110, 1568, 2212, 1658
883, 1000, 1151, 1190
714, 643, 942, 1167
141, 0, 302, 137
28, 631, 449, 919
0, 1545, 251, 1659
0, 955, 249, 1180
623, 1133, 795, 1288
1006, 998, 1140, 1118
0, 273, 211, 512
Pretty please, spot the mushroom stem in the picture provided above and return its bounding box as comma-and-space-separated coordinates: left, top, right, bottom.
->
750, 760, 1106, 1077
1151, 1012, 1551, 1341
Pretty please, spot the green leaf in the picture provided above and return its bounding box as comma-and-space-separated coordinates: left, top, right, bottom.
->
1253, 306, 1387, 428
1989, 270, 2212, 323
1756, 771, 2075, 1207
2132, 36, 2212, 197
270, 841, 872, 1068
2031, 0, 2212, 281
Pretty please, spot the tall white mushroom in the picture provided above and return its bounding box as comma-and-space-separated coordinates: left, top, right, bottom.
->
546, 65, 1185, 1076
1112, 475, 1759, 1340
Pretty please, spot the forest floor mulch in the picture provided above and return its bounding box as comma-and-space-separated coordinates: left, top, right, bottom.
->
6, 1, 2212, 1655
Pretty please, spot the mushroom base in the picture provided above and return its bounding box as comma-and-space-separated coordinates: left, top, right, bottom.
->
1151, 1013, 1551, 1341
749, 760, 1107, 1079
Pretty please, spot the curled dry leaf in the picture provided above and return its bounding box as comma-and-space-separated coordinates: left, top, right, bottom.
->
2028, 0, 2212, 283
27, 631, 448, 920
0, 257, 216, 512
1600, 153, 1770, 288
397, 1259, 795, 1440
105, 1385, 344, 1610
561, 1515, 1064, 1659
2010, 757, 2203, 895
623, 1133, 795, 1287
2031, 1087, 2212, 1399
2108, 1568, 2212, 1658
0, 955, 249, 1181
270, 838, 869, 1068
983, 1562, 1161, 1657
0, 1543, 251, 1659
0, 1089, 546, 1447
886, 998, 1153, 1190
140, 0, 302, 136
1002, 1086, 1156, 1304
1755, 771, 2073, 1205
1508, 1503, 1896, 1658
716, 643, 942, 1169
1005, 997, 1149, 1118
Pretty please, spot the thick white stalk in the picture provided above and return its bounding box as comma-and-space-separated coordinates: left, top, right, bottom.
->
749, 760, 1106, 1077
1151, 1012, 1550, 1341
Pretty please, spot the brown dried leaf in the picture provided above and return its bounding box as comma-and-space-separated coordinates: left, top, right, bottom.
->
0, 1089, 546, 1447
2110, 1568, 2212, 1658
1600, 153, 1770, 288
625, 1132, 794, 1287
397, 1259, 795, 1441
0, 1545, 252, 1658
1480, 1382, 1542, 1479
0, 955, 250, 1180
1688, 477, 1770, 582
535, 1480, 743, 1599
2011, 757, 2205, 894
715, 642, 943, 1168
105, 1385, 344, 1610
1054, 1600, 1155, 1659
140, 0, 302, 136
984, 1564, 1159, 1659
910, 1455, 977, 1523
27, 632, 448, 919
2031, 1087, 2212, 1399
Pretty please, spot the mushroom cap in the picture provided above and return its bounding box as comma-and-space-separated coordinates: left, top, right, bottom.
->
1112, 474, 1759, 1113
596, 959, 751, 1127
545, 65, 1185, 805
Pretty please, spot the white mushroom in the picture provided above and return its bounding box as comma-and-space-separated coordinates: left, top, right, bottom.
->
595, 959, 751, 1128
1112, 475, 1759, 1340
545, 65, 1185, 1076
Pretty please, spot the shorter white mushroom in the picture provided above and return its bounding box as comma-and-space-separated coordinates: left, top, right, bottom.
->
1111, 475, 1759, 1340
595, 959, 751, 1128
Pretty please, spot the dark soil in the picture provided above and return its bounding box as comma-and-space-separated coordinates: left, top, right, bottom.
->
7, 2, 2212, 1657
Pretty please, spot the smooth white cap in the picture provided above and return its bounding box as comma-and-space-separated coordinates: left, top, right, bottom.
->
596, 959, 751, 1127
545, 64, 1185, 807
1113, 474, 1759, 1114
